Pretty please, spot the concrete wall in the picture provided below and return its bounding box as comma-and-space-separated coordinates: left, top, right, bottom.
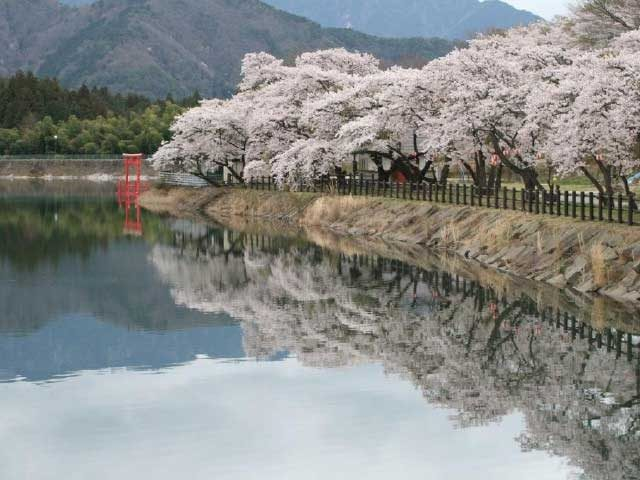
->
0, 159, 156, 177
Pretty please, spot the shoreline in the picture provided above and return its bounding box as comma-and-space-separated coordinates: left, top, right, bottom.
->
139, 186, 640, 310
0, 158, 156, 179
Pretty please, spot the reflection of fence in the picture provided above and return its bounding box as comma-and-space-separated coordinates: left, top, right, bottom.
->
341, 254, 640, 363
242, 176, 639, 226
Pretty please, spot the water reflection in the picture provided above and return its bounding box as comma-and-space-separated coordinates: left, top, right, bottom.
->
0, 194, 243, 381
151, 225, 640, 480
1, 189, 639, 479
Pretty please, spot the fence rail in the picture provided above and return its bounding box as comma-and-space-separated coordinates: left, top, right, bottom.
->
240, 176, 639, 227
159, 172, 211, 187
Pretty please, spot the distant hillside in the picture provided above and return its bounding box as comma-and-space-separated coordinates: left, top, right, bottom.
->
262, 0, 541, 40
1, 0, 460, 98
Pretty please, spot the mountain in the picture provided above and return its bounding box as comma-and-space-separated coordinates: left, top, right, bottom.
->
262, 0, 541, 40
0, 0, 460, 98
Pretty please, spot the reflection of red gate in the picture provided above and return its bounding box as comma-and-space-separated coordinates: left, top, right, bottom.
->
116, 153, 147, 236
123, 201, 143, 236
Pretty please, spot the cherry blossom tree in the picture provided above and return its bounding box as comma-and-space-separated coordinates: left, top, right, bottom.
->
570, 0, 640, 45
422, 23, 578, 191
529, 29, 640, 196
153, 12, 640, 193
241, 49, 381, 187
321, 67, 442, 183
152, 97, 251, 184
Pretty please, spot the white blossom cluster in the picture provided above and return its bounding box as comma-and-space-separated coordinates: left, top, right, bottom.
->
153, 2, 640, 193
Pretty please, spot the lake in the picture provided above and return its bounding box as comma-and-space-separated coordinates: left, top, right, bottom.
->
0, 181, 638, 480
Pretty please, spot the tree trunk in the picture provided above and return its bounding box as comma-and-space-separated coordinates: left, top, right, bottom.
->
620, 174, 637, 210
490, 135, 543, 191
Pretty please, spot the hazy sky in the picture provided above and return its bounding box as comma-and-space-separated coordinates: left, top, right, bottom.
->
501, 0, 571, 19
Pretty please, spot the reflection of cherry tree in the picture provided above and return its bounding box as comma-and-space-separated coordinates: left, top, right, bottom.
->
150, 228, 639, 479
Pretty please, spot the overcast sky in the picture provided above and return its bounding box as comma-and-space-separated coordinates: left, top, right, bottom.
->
501, 0, 571, 19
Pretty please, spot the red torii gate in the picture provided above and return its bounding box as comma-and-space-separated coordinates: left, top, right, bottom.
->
117, 153, 147, 235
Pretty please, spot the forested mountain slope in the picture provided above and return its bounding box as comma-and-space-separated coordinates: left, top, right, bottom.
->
262, 0, 541, 39
1, 0, 459, 98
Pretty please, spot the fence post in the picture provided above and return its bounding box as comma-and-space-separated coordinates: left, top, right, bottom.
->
409, 182, 414, 200
428, 183, 433, 201
463, 184, 467, 205
478, 187, 483, 207
618, 194, 624, 224
571, 191, 577, 218
494, 187, 499, 209
589, 192, 594, 220
629, 194, 635, 226
542, 190, 547, 215
456, 184, 460, 204
564, 190, 569, 217
535, 190, 540, 214
503, 186, 507, 209
396, 181, 400, 199
471, 185, 475, 206
449, 184, 453, 203
556, 186, 561, 217
521, 189, 526, 211
512, 188, 516, 210
360, 174, 364, 196
608, 194, 614, 222
529, 190, 534, 213
365, 180, 369, 196
580, 192, 585, 220
599, 193, 604, 221
422, 183, 427, 201
402, 182, 407, 199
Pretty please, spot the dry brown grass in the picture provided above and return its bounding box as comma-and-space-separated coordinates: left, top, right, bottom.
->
303, 195, 369, 226
470, 217, 514, 250
590, 243, 608, 288
440, 221, 460, 248
536, 231, 543, 256
590, 297, 608, 330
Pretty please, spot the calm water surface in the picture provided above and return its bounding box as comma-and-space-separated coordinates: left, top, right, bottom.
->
0, 181, 639, 480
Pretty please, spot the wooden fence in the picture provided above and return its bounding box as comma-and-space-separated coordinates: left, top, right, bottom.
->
242, 176, 639, 226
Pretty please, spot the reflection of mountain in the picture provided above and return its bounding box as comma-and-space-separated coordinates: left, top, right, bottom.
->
0, 315, 242, 383
0, 198, 245, 381
151, 226, 640, 480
